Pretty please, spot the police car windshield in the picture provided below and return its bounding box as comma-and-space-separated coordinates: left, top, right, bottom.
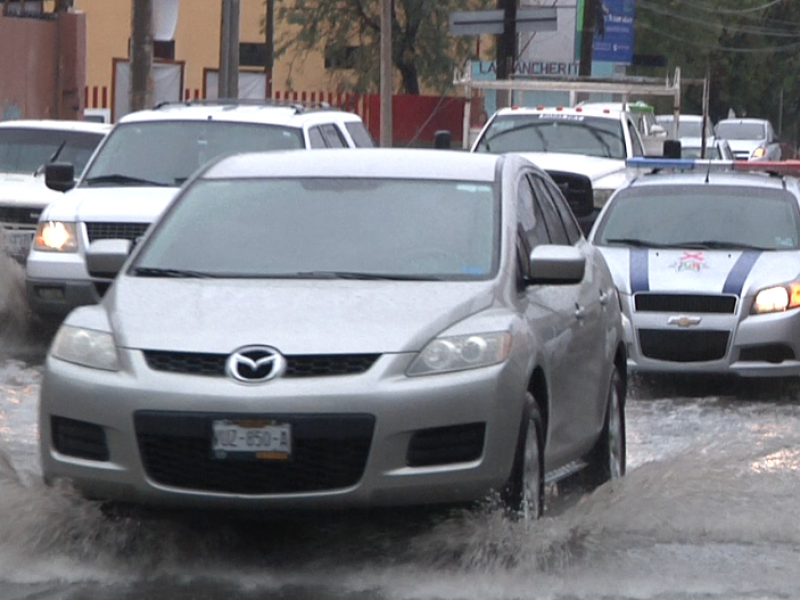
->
594, 184, 800, 251
474, 114, 626, 159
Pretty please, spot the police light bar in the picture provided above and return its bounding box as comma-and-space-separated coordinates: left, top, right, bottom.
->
625, 157, 734, 176
732, 160, 800, 177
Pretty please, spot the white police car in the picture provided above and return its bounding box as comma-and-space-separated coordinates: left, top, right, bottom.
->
589, 157, 800, 377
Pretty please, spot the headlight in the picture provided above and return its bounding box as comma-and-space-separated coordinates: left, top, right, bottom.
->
50, 325, 120, 371
34, 221, 78, 252
407, 332, 511, 376
593, 189, 614, 208
751, 146, 766, 159
752, 283, 800, 314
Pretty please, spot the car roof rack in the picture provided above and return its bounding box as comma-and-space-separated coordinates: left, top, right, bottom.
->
152, 98, 336, 114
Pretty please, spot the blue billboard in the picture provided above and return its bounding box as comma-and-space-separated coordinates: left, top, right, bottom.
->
592, 0, 635, 64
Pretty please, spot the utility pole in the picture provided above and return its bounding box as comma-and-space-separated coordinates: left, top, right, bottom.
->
219, 0, 240, 99
578, 0, 596, 77
379, 0, 392, 147
494, 0, 517, 108
264, 0, 274, 99
130, 0, 154, 112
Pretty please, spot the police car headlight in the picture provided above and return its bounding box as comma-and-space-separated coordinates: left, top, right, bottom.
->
752, 284, 800, 314
51, 325, 120, 371
407, 332, 511, 376
34, 221, 78, 252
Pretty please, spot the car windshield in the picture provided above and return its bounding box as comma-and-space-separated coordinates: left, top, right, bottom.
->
133, 177, 498, 280
0, 127, 105, 175
81, 121, 305, 188
473, 114, 626, 159
594, 184, 800, 250
715, 122, 767, 140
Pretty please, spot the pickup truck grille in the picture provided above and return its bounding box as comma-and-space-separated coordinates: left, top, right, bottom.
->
0, 206, 42, 227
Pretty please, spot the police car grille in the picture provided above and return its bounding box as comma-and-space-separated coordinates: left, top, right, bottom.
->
635, 294, 737, 314
639, 329, 729, 362
143, 350, 380, 377
0, 206, 41, 227
134, 412, 374, 494
85, 222, 149, 243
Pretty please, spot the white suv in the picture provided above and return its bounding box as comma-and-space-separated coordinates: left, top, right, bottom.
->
26, 101, 374, 320
0, 119, 110, 263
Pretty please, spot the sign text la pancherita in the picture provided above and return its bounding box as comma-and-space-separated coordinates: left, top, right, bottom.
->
479, 61, 580, 77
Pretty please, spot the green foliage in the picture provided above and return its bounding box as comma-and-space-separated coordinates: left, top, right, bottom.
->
272, 0, 492, 95
631, 0, 800, 145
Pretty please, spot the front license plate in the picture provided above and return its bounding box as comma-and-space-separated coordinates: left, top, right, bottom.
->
2, 229, 34, 261
211, 419, 292, 460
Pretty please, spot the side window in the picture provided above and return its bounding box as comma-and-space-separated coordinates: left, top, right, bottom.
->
308, 126, 326, 149
542, 179, 583, 244
628, 120, 644, 156
529, 175, 569, 245
319, 124, 348, 148
345, 122, 375, 147
517, 175, 548, 247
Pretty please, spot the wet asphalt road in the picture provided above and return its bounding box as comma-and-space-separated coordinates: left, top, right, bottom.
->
2, 258, 800, 599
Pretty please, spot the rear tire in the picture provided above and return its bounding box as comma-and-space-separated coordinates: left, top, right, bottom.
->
501, 392, 544, 521
571, 365, 626, 491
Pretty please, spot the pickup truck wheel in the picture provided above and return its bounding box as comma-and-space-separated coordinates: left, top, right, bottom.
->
501, 393, 544, 521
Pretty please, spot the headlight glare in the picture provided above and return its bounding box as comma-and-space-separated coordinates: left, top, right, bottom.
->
407, 332, 511, 376
34, 221, 78, 252
752, 283, 800, 314
51, 325, 120, 371
751, 146, 766, 159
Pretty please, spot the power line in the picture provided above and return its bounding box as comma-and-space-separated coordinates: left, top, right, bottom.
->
637, 20, 800, 53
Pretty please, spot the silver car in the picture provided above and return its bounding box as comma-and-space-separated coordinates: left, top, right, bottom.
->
39, 149, 626, 517
714, 118, 781, 161
590, 158, 800, 377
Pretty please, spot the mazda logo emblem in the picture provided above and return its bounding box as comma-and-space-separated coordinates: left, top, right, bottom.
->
226, 345, 287, 383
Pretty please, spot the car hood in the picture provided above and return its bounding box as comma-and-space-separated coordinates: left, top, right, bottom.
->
517, 152, 626, 188
40, 186, 179, 222
598, 247, 800, 297
107, 278, 498, 355
0, 174, 61, 206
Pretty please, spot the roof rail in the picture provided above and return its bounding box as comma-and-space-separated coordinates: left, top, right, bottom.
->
152, 98, 335, 113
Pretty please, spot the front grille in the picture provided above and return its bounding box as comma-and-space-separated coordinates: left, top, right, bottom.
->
51, 416, 109, 461
143, 350, 380, 378
85, 222, 149, 243
0, 206, 42, 227
135, 411, 374, 494
739, 344, 796, 363
635, 293, 737, 314
638, 329, 729, 362
406, 423, 485, 467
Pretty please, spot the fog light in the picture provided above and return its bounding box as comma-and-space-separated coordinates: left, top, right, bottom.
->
36, 286, 66, 301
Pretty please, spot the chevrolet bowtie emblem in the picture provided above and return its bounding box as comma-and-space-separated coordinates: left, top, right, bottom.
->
668, 315, 702, 328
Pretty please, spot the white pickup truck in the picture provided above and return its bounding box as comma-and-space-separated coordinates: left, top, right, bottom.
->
470, 105, 647, 233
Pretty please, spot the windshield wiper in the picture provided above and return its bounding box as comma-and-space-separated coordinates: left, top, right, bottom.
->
603, 238, 675, 248
289, 271, 444, 281
34, 140, 68, 176
675, 240, 770, 251
84, 174, 171, 187
133, 267, 215, 278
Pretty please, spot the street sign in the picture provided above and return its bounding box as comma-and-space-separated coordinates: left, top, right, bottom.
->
592, 0, 635, 64
449, 7, 557, 36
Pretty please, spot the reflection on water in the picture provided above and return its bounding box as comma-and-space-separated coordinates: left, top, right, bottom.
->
1, 345, 800, 598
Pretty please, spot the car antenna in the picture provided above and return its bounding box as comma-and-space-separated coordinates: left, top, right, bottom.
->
704, 158, 712, 184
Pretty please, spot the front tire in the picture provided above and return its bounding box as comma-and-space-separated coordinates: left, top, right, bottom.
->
501, 393, 544, 521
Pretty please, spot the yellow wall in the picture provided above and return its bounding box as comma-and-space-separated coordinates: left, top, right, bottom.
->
76, 0, 328, 104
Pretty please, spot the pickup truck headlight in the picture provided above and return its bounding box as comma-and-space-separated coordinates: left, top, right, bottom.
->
34, 221, 78, 252
407, 332, 511, 376
51, 325, 120, 371
593, 189, 614, 208
752, 283, 800, 314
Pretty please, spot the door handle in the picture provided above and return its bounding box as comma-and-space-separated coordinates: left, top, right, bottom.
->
575, 304, 586, 319
599, 289, 610, 306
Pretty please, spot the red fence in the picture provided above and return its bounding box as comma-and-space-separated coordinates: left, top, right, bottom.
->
84, 86, 465, 146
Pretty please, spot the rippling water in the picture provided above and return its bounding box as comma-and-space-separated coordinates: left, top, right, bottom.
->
1, 252, 800, 599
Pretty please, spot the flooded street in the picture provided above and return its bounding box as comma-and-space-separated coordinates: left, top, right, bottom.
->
2, 257, 800, 600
